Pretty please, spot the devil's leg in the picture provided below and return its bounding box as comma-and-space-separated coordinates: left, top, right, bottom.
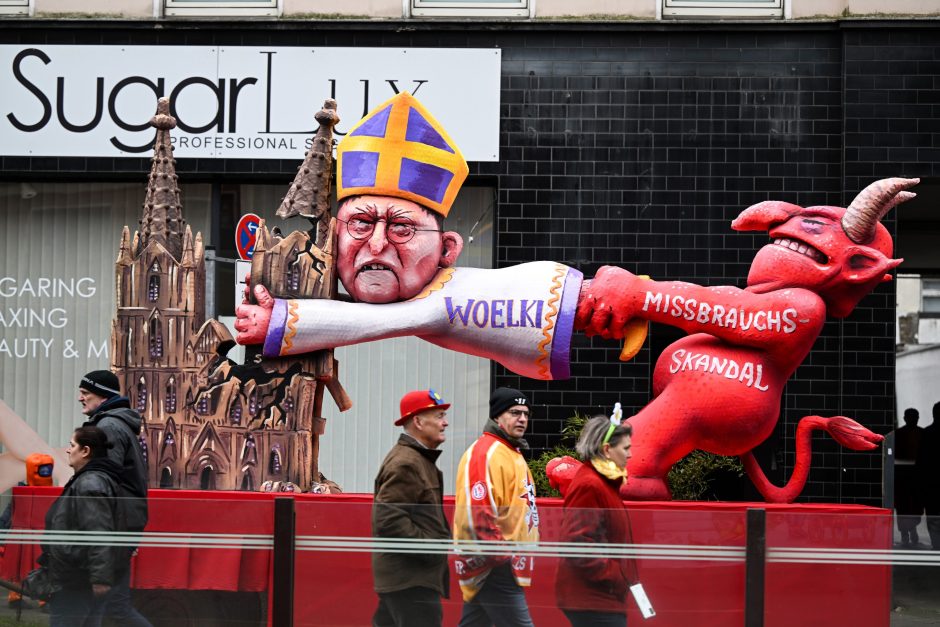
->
622, 395, 697, 500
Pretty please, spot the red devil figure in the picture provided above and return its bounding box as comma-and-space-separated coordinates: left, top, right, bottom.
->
574, 177, 919, 502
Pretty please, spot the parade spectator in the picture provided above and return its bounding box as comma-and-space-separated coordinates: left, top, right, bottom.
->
42, 426, 128, 626
77, 370, 151, 627
372, 389, 452, 627
918, 402, 940, 550
555, 415, 637, 627
895, 407, 924, 547
453, 387, 539, 627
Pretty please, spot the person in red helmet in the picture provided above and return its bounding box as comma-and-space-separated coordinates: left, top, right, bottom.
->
371, 389, 452, 627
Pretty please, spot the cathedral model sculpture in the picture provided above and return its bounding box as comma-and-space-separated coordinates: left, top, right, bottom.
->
109, 98, 343, 492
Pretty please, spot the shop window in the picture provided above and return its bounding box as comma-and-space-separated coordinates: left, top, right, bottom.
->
662, 0, 783, 18
0, 1, 28, 16
924, 279, 940, 315
410, 0, 530, 17
164, 0, 279, 17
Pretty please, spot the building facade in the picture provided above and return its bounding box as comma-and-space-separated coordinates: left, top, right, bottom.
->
1, 7, 938, 501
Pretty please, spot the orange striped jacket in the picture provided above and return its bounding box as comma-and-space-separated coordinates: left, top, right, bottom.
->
453, 431, 540, 601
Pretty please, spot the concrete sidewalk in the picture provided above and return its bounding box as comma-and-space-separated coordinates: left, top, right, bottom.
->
893, 562, 940, 626
892, 515, 940, 626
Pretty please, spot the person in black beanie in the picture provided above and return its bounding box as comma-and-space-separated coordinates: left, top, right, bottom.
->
453, 387, 539, 627
77, 370, 152, 627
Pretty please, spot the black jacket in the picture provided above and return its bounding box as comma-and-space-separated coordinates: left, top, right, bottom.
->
84, 396, 148, 531
371, 434, 451, 596
42, 458, 130, 588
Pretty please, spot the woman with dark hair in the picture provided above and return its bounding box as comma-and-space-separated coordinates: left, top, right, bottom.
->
555, 414, 637, 627
41, 425, 130, 627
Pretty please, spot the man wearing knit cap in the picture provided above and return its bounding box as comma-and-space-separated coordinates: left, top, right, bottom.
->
452, 387, 538, 627
372, 389, 452, 627
78, 370, 151, 627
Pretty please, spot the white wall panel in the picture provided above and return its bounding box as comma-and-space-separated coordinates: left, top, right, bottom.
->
0, 182, 211, 458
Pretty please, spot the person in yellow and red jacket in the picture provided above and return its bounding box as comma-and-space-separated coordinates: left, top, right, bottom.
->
453, 388, 539, 627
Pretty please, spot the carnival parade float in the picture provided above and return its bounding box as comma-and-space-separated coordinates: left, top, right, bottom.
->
1, 92, 908, 626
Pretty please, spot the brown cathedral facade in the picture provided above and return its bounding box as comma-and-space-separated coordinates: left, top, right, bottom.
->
109, 98, 327, 492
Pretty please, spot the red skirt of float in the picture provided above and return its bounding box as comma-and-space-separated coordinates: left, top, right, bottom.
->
1, 487, 891, 626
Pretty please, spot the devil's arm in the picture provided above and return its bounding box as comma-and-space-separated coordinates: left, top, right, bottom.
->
635, 281, 825, 347
579, 267, 826, 350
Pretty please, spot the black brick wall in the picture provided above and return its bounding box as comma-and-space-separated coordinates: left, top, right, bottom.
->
2, 20, 938, 505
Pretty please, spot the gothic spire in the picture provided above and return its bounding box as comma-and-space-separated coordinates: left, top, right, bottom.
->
276, 99, 339, 222
194, 231, 205, 263
181, 225, 195, 268
139, 97, 185, 260
116, 226, 133, 266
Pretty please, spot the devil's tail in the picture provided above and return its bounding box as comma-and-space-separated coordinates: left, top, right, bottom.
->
741, 415, 884, 503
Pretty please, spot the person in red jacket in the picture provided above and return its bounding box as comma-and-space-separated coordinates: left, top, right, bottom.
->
555, 415, 637, 627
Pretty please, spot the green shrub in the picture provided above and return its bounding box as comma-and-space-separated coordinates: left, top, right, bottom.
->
667, 450, 745, 501
528, 411, 745, 501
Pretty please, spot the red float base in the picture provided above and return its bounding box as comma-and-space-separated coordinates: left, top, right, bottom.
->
1, 489, 891, 626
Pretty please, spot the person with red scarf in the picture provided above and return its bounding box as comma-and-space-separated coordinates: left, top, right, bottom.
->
555, 415, 637, 626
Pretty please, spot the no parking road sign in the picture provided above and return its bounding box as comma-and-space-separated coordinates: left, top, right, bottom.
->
236, 213, 262, 260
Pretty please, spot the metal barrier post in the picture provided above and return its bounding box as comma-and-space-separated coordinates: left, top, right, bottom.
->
273, 496, 296, 627
745, 507, 766, 627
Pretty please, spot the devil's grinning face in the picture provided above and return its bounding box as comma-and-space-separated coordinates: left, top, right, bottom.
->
744, 205, 896, 317
747, 209, 843, 291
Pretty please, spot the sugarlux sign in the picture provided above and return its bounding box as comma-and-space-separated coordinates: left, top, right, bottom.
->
0, 46, 501, 161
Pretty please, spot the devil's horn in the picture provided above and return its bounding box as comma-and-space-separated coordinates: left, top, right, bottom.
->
842, 177, 919, 244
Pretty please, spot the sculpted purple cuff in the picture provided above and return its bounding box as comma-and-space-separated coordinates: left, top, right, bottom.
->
263, 299, 288, 357
550, 268, 583, 381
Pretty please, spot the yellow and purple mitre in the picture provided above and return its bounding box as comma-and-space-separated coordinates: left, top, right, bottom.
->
336, 92, 469, 218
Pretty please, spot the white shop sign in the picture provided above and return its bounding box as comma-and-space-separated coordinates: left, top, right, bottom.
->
0, 46, 501, 161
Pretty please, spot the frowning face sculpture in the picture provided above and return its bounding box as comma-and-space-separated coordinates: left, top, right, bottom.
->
336, 195, 462, 304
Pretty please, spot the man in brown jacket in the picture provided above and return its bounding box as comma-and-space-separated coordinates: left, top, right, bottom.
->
372, 389, 452, 627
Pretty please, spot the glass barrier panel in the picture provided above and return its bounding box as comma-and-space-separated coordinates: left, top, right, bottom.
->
294, 497, 748, 626
7, 488, 931, 626
1, 487, 272, 626
764, 508, 893, 627
890, 510, 940, 626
